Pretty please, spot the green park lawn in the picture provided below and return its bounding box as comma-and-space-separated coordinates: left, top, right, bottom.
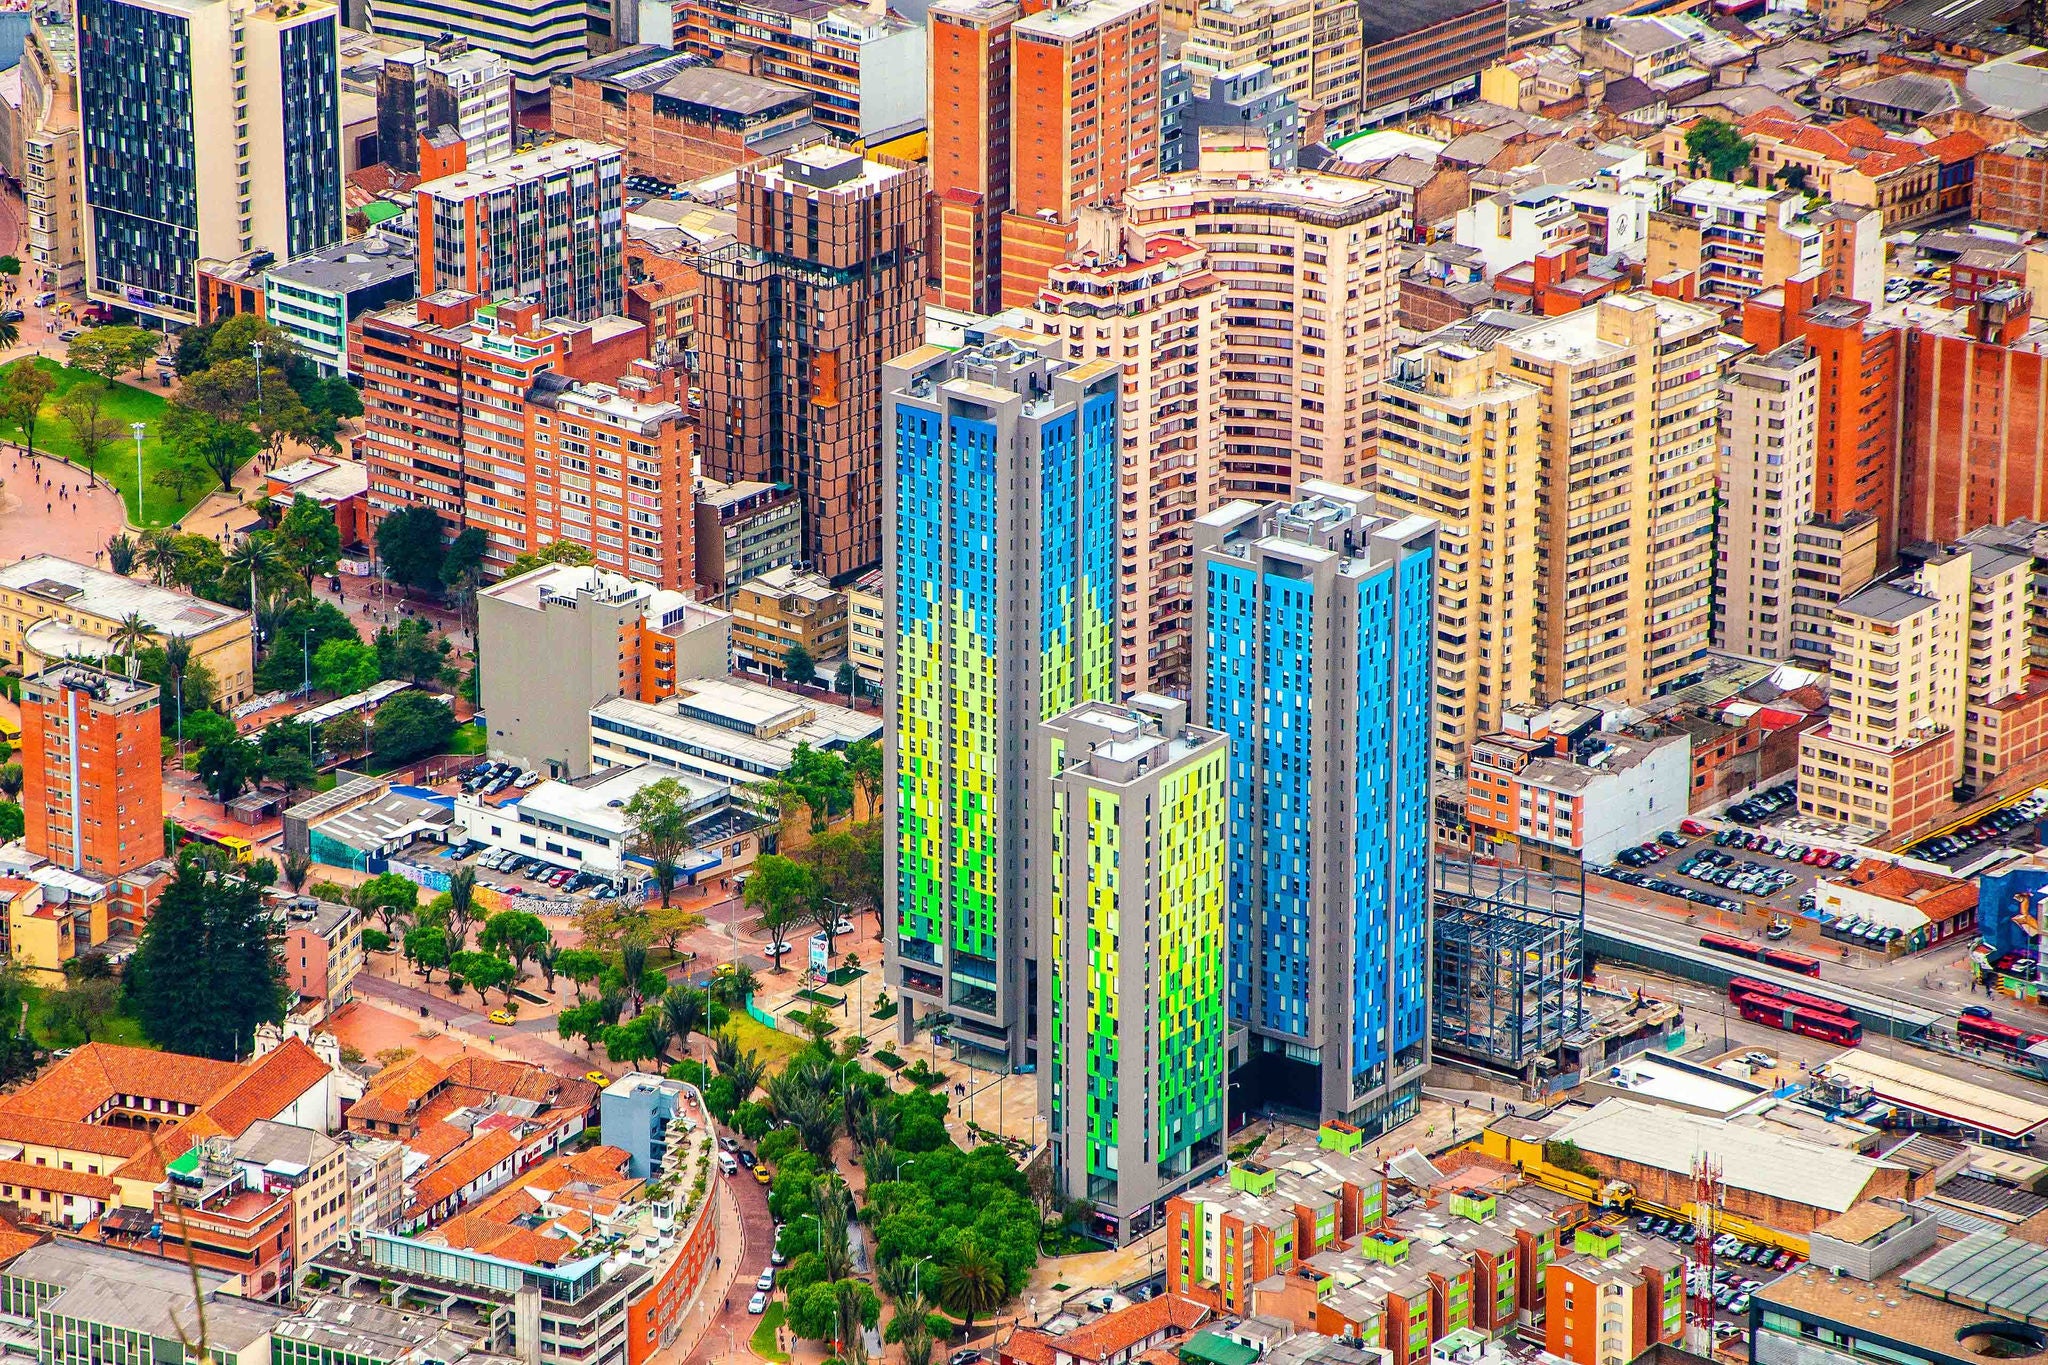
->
0, 358, 201, 529
724, 1009, 806, 1067
749, 1302, 788, 1362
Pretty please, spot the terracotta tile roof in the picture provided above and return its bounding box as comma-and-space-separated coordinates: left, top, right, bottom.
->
445, 1058, 596, 1108
1924, 129, 1989, 162
0, 1044, 240, 1123
0, 1215, 45, 1265
1828, 860, 1977, 921
408, 1121, 473, 1164
1002, 1298, 1208, 1365
113, 1117, 214, 1185
410, 1129, 522, 1212
351, 1057, 450, 1127
201, 1038, 331, 1137
0, 1112, 154, 1160
0, 1159, 117, 1202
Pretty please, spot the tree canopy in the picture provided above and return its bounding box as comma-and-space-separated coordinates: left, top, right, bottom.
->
1684, 117, 1754, 181
126, 856, 287, 1059
372, 690, 456, 765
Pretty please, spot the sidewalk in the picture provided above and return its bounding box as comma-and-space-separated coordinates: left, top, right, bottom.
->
664, 1181, 751, 1365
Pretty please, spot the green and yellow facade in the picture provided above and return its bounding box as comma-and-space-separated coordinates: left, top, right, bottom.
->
1035, 696, 1229, 1244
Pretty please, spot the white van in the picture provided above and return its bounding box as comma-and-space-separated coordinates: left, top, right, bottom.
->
717, 1152, 738, 1176
31, 292, 54, 308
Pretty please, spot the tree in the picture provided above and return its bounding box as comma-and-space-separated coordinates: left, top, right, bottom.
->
0, 317, 15, 352
371, 690, 456, 765
175, 321, 222, 376
555, 947, 606, 999
785, 744, 854, 833
787, 1279, 878, 1348
43, 977, 121, 1044
139, 530, 180, 586
403, 924, 451, 982
441, 527, 487, 590
802, 823, 884, 932
709, 963, 760, 1008
261, 746, 317, 806
446, 865, 480, 949
321, 712, 368, 762
935, 1234, 1010, 1331
0, 801, 22, 844
479, 910, 550, 978
281, 850, 312, 893
375, 618, 449, 685
313, 637, 380, 696
0, 766, 20, 803
601, 1014, 661, 1066
273, 496, 343, 587
845, 738, 882, 817
661, 987, 708, 1060
648, 902, 704, 955
56, 380, 119, 487
503, 540, 594, 580
1684, 116, 1754, 181
107, 611, 157, 667
226, 535, 282, 617
376, 507, 447, 594
197, 737, 261, 802
164, 401, 261, 495
0, 255, 18, 278
783, 643, 817, 685
66, 326, 161, 384
105, 534, 137, 577
0, 362, 55, 460
624, 776, 693, 908
745, 855, 815, 973
126, 857, 287, 1059
449, 950, 516, 1005
152, 456, 210, 510
558, 1000, 604, 1051
352, 873, 419, 936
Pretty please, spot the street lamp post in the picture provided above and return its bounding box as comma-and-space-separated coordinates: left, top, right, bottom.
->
131, 422, 146, 525
252, 339, 263, 411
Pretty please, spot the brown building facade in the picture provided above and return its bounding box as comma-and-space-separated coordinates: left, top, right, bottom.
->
549, 47, 816, 186
1901, 286, 2048, 546
927, 0, 1016, 313
697, 146, 925, 581
20, 665, 163, 878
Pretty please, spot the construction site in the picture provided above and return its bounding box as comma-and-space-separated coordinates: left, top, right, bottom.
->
1432, 858, 1681, 1088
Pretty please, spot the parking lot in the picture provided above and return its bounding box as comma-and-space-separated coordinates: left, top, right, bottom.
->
1628, 1209, 1797, 1344
1903, 787, 2048, 871
1594, 788, 1838, 921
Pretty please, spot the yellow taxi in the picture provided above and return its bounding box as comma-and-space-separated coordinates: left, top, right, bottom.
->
586, 1070, 610, 1085
753, 1165, 772, 1185
488, 1009, 517, 1025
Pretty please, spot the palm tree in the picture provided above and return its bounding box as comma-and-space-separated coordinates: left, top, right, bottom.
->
0, 317, 19, 352
447, 866, 478, 949
639, 1006, 672, 1066
661, 987, 706, 1061
139, 529, 179, 587
711, 1028, 767, 1104
935, 1236, 1008, 1333
226, 536, 280, 633
711, 962, 759, 1007
282, 850, 312, 894
107, 611, 156, 669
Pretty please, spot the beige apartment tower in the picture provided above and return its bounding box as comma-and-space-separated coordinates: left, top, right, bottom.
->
1377, 335, 1541, 781
1499, 295, 1725, 706
20, 5, 84, 291
1124, 134, 1403, 491
1030, 206, 1223, 696
1797, 546, 2029, 835
1716, 340, 1820, 660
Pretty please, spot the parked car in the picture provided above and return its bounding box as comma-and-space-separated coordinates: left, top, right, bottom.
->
748, 1292, 768, 1315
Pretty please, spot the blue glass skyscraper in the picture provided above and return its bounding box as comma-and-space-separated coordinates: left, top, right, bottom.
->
1192, 481, 1438, 1129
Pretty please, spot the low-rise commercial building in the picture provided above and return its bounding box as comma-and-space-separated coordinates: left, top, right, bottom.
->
729, 566, 847, 678
692, 479, 802, 605
1466, 705, 1691, 871
0, 556, 253, 706
264, 235, 416, 378
455, 762, 762, 883
282, 900, 367, 1024
589, 676, 879, 786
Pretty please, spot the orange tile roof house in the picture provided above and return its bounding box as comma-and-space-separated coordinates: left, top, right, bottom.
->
348, 1055, 600, 1232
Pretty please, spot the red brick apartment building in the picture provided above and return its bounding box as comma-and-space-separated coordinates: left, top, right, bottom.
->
549, 46, 817, 186
927, 0, 1016, 313
1901, 284, 2048, 545
20, 664, 162, 877
352, 293, 696, 589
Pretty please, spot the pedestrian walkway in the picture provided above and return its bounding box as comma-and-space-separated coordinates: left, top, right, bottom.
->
0, 445, 124, 565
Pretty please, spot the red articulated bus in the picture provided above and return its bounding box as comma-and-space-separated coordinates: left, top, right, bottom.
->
1735, 995, 1863, 1045
1728, 977, 1854, 1019
1699, 932, 1765, 962
1957, 1014, 2048, 1056
1760, 947, 1822, 977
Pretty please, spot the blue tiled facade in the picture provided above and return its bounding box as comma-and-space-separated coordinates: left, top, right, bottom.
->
1195, 487, 1436, 1124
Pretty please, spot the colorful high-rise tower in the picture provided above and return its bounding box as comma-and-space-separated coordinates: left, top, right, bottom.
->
1034, 696, 1228, 1244
883, 328, 1119, 1064
1192, 482, 1437, 1127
